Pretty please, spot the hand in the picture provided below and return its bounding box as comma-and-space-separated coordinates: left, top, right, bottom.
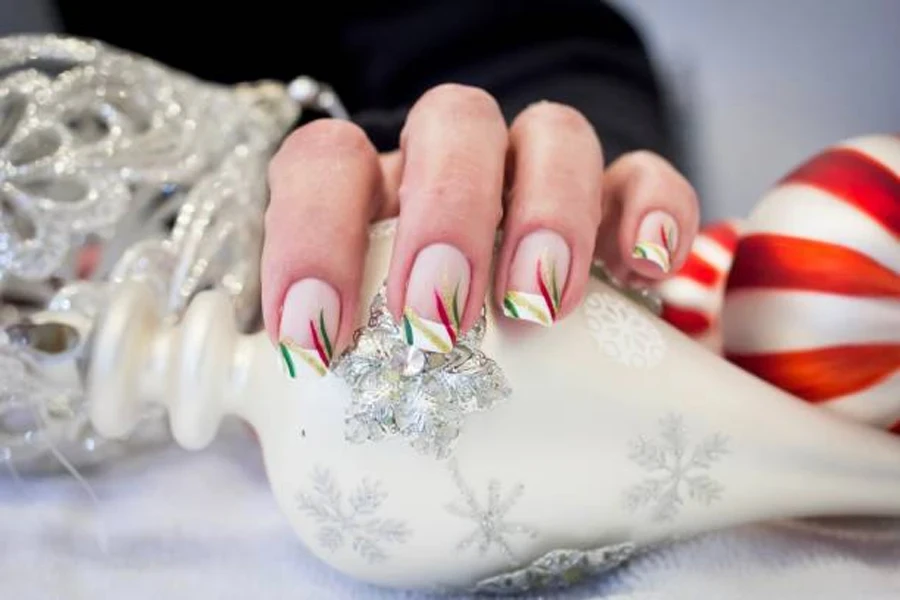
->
262, 84, 698, 375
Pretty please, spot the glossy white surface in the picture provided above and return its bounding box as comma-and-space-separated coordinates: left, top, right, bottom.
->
86, 220, 900, 592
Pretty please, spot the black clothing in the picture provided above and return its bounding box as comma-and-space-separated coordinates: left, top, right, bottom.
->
53, 0, 673, 162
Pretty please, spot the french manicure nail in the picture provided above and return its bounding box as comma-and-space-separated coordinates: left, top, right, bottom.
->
502, 229, 570, 326
278, 279, 340, 378
402, 243, 470, 353
632, 210, 678, 273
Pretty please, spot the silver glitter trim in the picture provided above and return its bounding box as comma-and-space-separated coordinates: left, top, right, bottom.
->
332, 286, 511, 459
469, 542, 636, 595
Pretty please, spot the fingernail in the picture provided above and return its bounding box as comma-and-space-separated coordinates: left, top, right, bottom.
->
278, 279, 340, 378
502, 229, 570, 326
402, 243, 470, 353
632, 210, 678, 273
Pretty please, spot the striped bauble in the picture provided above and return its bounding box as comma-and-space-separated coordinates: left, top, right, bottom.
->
656, 219, 743, 353
721, 133, 900, 434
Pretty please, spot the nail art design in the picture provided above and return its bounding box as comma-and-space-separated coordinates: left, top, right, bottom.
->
403, 281, 463, 353
503, 259, 561, 326
403, 244, 470, 353
502, 230, 571, 326
633, 211, 678, 273
278, 278, 340, 378
280, 310, 334, 377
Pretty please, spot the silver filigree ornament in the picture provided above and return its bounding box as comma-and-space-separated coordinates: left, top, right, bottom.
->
0, 34, 346, 473
332, 286, 512, 459
469, 542, 637, 595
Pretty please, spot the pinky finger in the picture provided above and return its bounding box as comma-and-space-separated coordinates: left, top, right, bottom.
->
597, 151, 700, 281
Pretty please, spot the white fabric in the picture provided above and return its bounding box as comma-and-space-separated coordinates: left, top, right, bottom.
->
2, 422, 899, 600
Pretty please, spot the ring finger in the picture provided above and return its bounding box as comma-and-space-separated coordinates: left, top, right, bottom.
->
495, 101, 605, 326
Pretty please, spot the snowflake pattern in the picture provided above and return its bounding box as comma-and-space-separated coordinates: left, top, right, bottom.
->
624, 414, 730, 522
584, 292, 666, 368
445, 459, 537, 565
295, 467, 410, 564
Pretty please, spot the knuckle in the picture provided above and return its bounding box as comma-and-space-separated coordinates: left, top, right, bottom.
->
268, 119, 375, 179
617, 150, 698, 206
620, 150, 672, 179
628, 151, 695, 196
513, 101, 592, 135
417, 83, 503, 122
399, 167, 491, 218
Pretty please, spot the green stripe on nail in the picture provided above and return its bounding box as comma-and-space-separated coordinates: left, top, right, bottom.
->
451, 282, 461, 329
402, 313, 414, 345
279, 343, 296, 378
318, 309, 333, 360
502, 295, 519, 319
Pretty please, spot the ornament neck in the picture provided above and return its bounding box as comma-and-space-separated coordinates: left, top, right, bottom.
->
86, 282, 275, 450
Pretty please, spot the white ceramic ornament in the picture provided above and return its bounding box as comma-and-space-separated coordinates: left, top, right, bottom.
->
722, 133, 900, 435
44, 218, 899, 596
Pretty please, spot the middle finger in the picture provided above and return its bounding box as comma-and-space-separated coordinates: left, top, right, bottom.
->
386, 84, 508, 353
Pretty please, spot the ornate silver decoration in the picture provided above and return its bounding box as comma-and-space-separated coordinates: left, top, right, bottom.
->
444, 459, 537, 565
0, 34, 341, 473
332, 286, 511, 459
624, 414, 730, 521
470, 542, 636, 595
295, 466, 410, 564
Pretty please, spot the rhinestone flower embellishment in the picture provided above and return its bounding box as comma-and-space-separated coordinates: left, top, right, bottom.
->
332, 285, 511, 459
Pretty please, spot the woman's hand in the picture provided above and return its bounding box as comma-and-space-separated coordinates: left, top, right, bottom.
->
262, 84, 698, 375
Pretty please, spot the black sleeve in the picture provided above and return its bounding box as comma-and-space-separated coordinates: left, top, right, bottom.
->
52, 0, 674, 163
339, 1, 675, 163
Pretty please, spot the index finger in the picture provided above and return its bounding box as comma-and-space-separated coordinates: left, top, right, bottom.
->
261, 119, 384, 377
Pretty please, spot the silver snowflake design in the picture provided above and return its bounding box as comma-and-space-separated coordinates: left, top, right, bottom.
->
295, 466, 410, 564
470, 542, 637, 595
624, 414, 730, 521
584, 291, 666, 368
444, 459, 537, 564
332, 285, 511, 459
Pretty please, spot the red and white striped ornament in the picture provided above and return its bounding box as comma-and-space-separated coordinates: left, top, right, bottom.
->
721, 133, 900, 434
656, 219, 743, 353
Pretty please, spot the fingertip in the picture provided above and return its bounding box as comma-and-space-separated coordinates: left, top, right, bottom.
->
605, 152, 699, 280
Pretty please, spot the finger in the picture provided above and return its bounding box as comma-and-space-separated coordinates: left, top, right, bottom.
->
595, 150, 699, 281
386, 84, 507, 353
261, 119, 383, 378
495, 101, 604, 326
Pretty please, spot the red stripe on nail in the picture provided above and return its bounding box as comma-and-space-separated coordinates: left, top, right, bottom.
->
309, 320, 330, 366
536, 259, 557, 320
434, 290, 457, 345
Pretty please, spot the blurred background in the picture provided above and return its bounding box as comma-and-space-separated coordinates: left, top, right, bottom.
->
2, 0, 899, 221
610, 0, 900, 221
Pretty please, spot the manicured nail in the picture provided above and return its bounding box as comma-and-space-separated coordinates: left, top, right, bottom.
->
402, 243, 470, 353
632, 210, 678, 273
502, 229, 570, 326
278, 279, 340, 378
